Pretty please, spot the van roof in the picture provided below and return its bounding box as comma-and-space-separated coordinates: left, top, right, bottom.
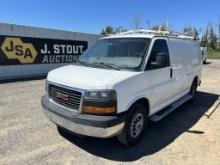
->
103, 33, 155, 39
102, 29, 198, 41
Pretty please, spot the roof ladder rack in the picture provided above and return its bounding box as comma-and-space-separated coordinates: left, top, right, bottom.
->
117, 29, 198, 40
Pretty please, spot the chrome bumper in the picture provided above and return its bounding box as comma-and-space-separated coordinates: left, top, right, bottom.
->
43, 107, 125, 138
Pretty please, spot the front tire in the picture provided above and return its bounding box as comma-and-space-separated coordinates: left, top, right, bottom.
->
117, 103, 148, 146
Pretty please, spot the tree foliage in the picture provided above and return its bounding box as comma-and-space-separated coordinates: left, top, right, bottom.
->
183, 27, 199, 38
100, 26, 127, 35
151, 24, 167, 31
201, 23, 218, 49
100, 18, 220, 49
209, 23, 218, 49
100, 25, 114, 35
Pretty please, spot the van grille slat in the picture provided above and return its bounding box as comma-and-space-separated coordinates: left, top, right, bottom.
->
50, 94, 81, 105
48, 84, 82, 110
51, 91, 81, 102
51, 97, 80, 109
50, 87, 81, 97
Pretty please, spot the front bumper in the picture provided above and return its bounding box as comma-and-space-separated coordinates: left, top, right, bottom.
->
41, 96, 125, 138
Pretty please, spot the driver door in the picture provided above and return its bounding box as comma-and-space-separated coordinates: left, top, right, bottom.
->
145, 39, 174, 114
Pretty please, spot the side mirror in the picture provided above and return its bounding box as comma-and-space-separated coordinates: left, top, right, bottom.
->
150, 53, 167, 68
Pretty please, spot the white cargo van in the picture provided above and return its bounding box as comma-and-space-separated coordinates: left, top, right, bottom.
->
41, 30, 202, 145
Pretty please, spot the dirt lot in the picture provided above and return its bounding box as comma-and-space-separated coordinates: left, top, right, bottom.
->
1, 60, 220, 165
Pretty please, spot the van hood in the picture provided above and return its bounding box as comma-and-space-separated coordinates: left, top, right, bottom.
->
47, 65, 139, 90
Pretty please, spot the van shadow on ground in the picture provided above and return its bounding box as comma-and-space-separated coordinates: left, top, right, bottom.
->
58, 91, 219, 162
204, 61, 212, 65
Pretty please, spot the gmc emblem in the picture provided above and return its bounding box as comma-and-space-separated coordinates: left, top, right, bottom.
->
55, 91, 69, 101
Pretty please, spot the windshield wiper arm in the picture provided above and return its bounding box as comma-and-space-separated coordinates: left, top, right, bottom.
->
93, 62, 121, 70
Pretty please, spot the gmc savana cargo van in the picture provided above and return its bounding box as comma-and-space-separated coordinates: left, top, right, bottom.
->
41, 29, 202, 145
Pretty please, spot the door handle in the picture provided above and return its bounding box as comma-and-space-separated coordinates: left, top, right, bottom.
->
170, 68, 173, 78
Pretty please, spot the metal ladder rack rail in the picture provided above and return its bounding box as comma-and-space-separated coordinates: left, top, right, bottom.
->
117, 29, 197, 40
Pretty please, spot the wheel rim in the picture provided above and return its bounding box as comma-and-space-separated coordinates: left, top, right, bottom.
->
130, 113, 144, 138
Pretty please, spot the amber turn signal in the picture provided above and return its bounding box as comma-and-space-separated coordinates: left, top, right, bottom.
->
82, 106, 116, 114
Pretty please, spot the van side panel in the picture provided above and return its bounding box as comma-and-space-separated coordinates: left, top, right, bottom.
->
168, 38, 202, 98
113, 37, 202, 115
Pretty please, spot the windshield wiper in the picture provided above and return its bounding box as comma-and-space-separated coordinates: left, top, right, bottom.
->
93, 62, 121, 70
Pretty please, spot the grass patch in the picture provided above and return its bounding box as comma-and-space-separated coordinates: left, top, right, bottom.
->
208, 49, 220, 59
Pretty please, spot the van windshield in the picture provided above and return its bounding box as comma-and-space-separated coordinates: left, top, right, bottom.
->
79, 38, 151, 70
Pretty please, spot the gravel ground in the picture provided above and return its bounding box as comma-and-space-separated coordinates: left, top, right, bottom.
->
0, 60, 220, 165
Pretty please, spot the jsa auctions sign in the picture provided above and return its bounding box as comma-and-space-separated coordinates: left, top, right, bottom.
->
0, 35, 88, 65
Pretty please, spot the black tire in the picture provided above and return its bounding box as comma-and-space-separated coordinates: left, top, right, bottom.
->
117, 103, 148, 146
188, 79, 198, 103
57, 126, 69, 135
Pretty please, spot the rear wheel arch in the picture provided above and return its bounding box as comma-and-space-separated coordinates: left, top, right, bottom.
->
188, 76, 198, 103
193, 76, 198, 86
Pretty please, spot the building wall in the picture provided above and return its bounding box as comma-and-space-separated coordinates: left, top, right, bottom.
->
0, 23, 99, 80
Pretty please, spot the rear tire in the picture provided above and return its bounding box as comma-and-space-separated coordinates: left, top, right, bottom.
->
188, 79, 198, 103
117, 103, 148, 146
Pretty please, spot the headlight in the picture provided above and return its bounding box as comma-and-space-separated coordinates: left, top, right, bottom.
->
82, 90, 117, 115
84, 90, 116, 100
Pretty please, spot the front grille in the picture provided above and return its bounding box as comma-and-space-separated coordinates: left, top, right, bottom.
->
48, 84, 82, 110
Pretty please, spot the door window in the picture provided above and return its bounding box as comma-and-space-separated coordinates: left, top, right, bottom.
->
146, 39, 170, 70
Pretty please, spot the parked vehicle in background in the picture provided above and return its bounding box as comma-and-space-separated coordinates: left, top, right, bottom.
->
41, 29, 203, 145
201, 47, 208, 64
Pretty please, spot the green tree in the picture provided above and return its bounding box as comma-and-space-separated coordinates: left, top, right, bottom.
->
201, 29, 208, 47
115, 26, 127, 33
100, 25, 114, 35
201, 23, 218, 49
100, 26, 127, 35
183, 27, 199, 38
151, 24, 167, 31
209, 23, 218, 49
